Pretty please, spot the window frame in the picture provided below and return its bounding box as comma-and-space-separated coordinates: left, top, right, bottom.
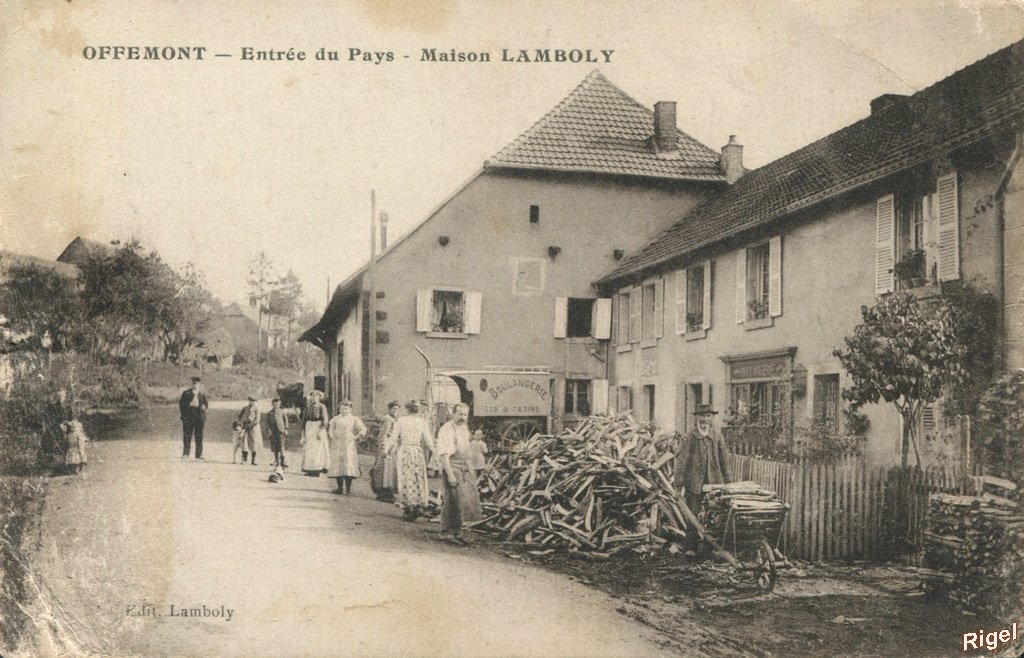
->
417, 286, 481, 338
512, 257, 545, 296
564, 379, 592, 416
745, 242, 770, 322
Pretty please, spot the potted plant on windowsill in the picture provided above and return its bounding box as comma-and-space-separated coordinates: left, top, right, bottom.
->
894, 249, 927, 289
747, 299, 769, 320
686, 312, 702, 333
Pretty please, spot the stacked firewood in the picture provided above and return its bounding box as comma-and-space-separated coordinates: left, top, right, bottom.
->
925, 476, 1024, 620
472, 414, 690, 554
701, 481, 788, 553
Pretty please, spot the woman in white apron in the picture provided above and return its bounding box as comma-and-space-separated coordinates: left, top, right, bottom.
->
300, 391, 330, 476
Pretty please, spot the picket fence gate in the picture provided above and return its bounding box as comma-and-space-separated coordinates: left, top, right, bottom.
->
725, 453, 972, 563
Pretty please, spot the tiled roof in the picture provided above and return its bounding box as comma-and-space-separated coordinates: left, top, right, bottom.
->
487, 70, 727, 182
599, 39, 1024, 284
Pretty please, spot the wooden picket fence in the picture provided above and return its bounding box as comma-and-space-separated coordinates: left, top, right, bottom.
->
726, 453, 973, 563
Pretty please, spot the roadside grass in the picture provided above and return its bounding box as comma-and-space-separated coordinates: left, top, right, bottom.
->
0, 477, 45, 655
142, 361, 307, 403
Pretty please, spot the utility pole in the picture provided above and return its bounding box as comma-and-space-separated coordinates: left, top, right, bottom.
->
368, 190, 377, 415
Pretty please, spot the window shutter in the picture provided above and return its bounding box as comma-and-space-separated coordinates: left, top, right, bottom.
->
735, 250, 746, 324
936, 172, 960, 281
921, 402, 936, 434
675, 269, 687, 335
591, 379, 609, 415
875, 195, 895, 294
464, 291, 482, 334
416, 289, 432, 332
768, 236, 782, 318
553, 297, 568, 338
653, 278, 664, 339
629, 286, 641, 343
702, 260, 713, 330
594, 298, 612, 340
617, 292, 629, 345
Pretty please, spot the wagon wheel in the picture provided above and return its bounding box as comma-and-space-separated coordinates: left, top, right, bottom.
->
500, 420, 542, 450
753, 539, 777, 592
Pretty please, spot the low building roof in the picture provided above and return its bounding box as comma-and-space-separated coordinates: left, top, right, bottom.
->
486, 70, 726, 182
599, 39, 1024, 285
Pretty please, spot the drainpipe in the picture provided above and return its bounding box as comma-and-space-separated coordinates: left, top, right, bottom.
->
994, 131, 1023, 371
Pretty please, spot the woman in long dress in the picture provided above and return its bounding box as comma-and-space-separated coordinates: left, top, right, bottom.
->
327, 400, 366, 495
370, 401, 400, 501
393, 400, 434, 521
300, 391, 330, 476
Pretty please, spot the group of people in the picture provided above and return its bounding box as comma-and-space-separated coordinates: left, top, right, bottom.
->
299, 395, 488, 544
177, 374, 732, 553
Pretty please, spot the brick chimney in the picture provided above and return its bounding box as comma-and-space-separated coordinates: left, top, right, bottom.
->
721, 135, 744, 184
870, 93, 907, 115
653, 101, 677, 153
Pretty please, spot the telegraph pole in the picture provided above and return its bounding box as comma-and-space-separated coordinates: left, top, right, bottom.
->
368, 190, 377, 414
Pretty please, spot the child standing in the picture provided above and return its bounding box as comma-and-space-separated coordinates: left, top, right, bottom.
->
237, 396, 261, 465
470, 429, 488, 481
266, 398, 290, 468
231, 421, 244, 463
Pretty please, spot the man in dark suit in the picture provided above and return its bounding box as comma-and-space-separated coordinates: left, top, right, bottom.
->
674, 403, 731, 557
179, 376, 209, 460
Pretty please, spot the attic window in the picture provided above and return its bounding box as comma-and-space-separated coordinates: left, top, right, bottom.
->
529, 205, 540, 224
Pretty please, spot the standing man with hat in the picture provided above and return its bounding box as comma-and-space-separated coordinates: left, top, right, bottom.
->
674, 403, 732, 557
179, 376, 209, 460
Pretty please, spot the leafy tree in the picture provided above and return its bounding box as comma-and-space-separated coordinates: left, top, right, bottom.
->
833, 293, 966, 468
157, 263, 215, 363
0, 261, 83, 351
77, 240, 180, 359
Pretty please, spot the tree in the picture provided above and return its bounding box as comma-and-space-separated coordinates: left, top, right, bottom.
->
156, 263, 215, 363
267, 270, 303, 344
247, 252, 276, 362
833, 293, 966, 468
0, 262, 83, 351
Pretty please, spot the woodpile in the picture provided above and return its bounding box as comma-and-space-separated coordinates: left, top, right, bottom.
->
701, 481, 788, 555
471, 414, 690, 555
925, 476, 1024, 620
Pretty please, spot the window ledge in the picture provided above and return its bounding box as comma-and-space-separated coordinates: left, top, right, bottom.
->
685, 328, 708, 341
615, 343, 632, 353
744, 317, 774, 331
898, 283, 942, 299
566, 337, 601, 345
426, 331, 468, 339
640, 339, 658, 349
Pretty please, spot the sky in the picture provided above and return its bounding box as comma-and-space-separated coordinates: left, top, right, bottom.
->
2, 0, 1023, 312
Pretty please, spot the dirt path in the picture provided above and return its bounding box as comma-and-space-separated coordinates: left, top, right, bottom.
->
32, 405, 691, 658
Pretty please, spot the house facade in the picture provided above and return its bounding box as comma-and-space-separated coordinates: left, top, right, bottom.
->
597, 41, 1024, 467
300, 71, 736, 436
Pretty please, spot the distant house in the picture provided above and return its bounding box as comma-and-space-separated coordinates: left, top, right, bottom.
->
219, 303, 263, 361
55, 236, 115, 268
301, 71, 737, 435
596, 39, 1024, 467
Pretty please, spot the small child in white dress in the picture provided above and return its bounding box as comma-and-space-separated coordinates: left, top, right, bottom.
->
469, 429, 488, 481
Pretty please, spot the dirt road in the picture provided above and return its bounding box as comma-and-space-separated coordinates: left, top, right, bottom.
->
31, 405, 687, 658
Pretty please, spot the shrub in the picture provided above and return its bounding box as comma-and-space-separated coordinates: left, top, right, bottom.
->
976, 369, 1024, 487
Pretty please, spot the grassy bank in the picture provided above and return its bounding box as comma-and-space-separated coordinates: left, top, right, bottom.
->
142, 360, 309, 403
0, 477, 45, 655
